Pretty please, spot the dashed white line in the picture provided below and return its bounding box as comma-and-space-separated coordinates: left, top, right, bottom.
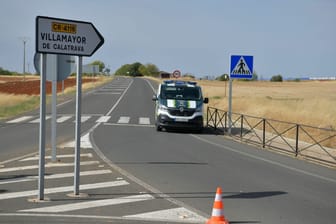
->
20, 153, 93, 161
57, 116, 72, 123
0, 170, 112, 185
124, 207, 207, 223
0, 161, 99, 173
6, 116, 33, 123
29, 116, 51, 123
117, 116, 130, 124
80, 116, 91, 123
96, 116, 111, 123
139, 117, 150, 125
0, 180, 129, 200
20, 194, 154, 213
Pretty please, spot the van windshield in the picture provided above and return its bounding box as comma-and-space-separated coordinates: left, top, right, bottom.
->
161, 85, 201, 100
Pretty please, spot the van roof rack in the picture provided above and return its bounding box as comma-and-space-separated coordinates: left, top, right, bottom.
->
163, 80, 197, 86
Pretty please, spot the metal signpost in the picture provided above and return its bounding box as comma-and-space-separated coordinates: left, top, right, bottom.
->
34, 53, 76, 163
36, 16, 104, 200
228, 55, 253, 134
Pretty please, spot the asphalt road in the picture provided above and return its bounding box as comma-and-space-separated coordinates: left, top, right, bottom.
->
93, 77, 336, 224
0, 76, 335, 224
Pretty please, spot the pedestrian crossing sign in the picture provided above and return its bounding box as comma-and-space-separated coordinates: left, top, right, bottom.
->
230, 55, 253, 79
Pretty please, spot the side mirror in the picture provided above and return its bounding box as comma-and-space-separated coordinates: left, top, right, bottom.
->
152, 95, 158, 101
203, 97, 209, 104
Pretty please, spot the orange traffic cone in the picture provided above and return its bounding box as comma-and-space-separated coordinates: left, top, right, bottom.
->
207, 187, 229, 224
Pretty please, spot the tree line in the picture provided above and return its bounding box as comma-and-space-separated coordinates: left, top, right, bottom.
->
114, 62, 160, 77
1, 60, 284, 82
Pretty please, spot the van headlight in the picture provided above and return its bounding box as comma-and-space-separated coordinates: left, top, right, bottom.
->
159, 104, 168, 112
195, 106, 203, 112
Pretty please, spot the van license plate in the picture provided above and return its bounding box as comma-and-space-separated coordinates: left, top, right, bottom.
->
175, 118, 188, 122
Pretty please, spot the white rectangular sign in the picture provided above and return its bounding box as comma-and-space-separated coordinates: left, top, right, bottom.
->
36, 16, 104, 56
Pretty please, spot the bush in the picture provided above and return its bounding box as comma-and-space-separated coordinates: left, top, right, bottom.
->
270, 74, 283, 82
0, 67, 15, 76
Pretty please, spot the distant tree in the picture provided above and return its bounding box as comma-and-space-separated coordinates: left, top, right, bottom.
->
103, 67, 111, 75
216, 74, 229, 81
114, 64, 131, 76
270, 74, 283, 82
90, 60, 105, 72
0, 67, 14, 76
139, 63, 160, 77
252, 71, 258, 81
182, 73, 195, 79
129, 62, 143, 76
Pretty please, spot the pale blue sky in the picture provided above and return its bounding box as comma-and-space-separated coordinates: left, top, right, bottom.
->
1, 0, 335, 78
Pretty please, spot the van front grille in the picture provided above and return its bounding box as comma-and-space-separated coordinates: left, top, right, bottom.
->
168, 108, 194, 117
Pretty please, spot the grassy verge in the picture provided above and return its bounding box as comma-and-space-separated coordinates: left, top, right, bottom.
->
0, 94, 40, 119
0, 76, 114, 121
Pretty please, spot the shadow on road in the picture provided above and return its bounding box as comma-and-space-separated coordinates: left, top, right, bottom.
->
88, 190, 287, 200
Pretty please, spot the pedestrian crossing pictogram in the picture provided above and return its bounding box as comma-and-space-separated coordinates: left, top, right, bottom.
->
230, 55, 254, 79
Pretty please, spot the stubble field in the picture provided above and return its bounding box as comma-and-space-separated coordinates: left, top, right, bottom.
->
0, 75, 112, 120
200, 80, 336, 130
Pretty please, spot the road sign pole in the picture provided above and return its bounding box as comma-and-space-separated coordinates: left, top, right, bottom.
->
51, 68, 57, 163
74, 56, 82, 195
228, 79, 233, 135
38, 53, 47, 201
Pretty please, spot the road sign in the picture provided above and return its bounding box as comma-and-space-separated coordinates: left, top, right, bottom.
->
34, 53, 76, 81
36, 16, 104, 56
172, 70, 181, 78
230, 55, 253, 79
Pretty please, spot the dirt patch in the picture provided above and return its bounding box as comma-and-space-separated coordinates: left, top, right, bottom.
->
0, 76, 97, 95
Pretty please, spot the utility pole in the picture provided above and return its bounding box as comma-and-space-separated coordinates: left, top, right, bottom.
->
20, 37, 29, 81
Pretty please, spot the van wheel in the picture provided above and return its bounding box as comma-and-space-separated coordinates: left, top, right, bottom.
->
156, 124, 162, 131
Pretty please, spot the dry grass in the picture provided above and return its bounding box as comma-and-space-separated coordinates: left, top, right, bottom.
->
0, 76, 113, 120
0, 94, 34, 107
200, 80, 336, 130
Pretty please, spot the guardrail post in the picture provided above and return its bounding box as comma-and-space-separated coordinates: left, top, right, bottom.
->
224, 112, 227, 133
214, 108, 218, 130
240, 115, 243, 138
295, 124, 299, 157
206, 107, 209, 127
262, 118, 266, 148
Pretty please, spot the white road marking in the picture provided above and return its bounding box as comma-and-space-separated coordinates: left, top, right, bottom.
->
0, 170, 112, 185
57, 115, 72, 123
105, 88, 125, 91
93, 92, 121, 95
78, 115, 91, 123
0, 180, 129, 200
60, 133, 93, 149
29, 116, 51, 123
20, 194, 154, 213
0, 161, 99, 173
6, 116, 33, 123
20, 153, 93, 161
117, 116, 130, 124
139, 117, 150, 125
191, 134, 336, 184
0, 213, 205, 223
104, 123, 154, 128
96, 116, 111, 123
124, 207, 207, 223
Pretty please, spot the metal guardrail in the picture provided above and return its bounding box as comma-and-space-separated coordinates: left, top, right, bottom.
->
206, 107, 336, 167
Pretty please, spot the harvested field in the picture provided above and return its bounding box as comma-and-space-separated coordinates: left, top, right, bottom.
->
0, 76, 98, 95
199, 80, 336, 130
0, 75, 112, 120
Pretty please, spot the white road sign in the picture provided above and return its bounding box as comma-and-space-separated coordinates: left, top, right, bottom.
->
36, 16, 104, 56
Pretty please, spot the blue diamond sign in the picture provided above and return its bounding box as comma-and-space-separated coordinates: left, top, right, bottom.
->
230, 55, 253, 79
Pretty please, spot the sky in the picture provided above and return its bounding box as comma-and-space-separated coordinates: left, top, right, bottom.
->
1, 0, 335, 79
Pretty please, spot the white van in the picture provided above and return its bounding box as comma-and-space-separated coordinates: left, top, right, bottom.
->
152, 80, 209, 132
